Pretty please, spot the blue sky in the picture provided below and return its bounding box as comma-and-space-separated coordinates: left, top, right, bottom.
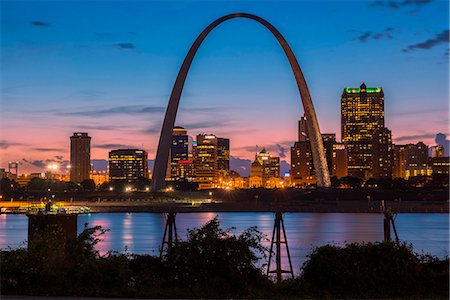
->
1, 0, 449, 172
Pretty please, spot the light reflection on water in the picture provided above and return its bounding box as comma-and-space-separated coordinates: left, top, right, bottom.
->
0, 212, 448, 273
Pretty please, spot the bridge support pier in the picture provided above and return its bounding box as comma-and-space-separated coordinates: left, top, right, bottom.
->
160, 212, 178, 257
267, 212, 294, 282
383, 208, 399, 243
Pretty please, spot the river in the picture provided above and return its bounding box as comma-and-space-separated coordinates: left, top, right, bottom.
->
1, 212, 448, 274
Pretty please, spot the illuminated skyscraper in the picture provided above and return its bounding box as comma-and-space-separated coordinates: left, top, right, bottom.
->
254, 148, 280, 186
332, 143, 348, 178
341, 83, 384, 179
371, 127, 393, 179
290, 134, 336, 186
402, 142, 430, 179
194, 134, 218, 189
70, 132, 91, 183
290, 141, 315, 186
217, 138, 230, 178
108, 149, 148, 181
393, 144, 407, 179
193, 134, 230, 188
170, 126, 193, 180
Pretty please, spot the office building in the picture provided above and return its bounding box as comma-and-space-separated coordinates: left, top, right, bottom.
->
170, 126, 193, 180
341, 83, 384, 179
290, 134, 336, 186
249, 159, 263, 188
371, 127, 393, 179
430, 156, 449, 175
250, 148, 280, 187
109, 149, 148, 181
298, 115, 309, 142
393, 142, 430, 179
193, 134, 230, 189
332, 143, 348, 178
194, 134, 218, 189
70, 132, 91, 183
431, 145, 445, 158
174, 159, 195, 180
256, 148, 280, 181
217, 138, 230, 179
322, 134, 336, 174
393, 144, 406, 179
290, 141, 315, 186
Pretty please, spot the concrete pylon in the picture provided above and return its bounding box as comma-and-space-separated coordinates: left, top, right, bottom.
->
151, 13, 331, 191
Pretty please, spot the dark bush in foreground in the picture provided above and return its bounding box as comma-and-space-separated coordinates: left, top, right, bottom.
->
1, 219, 448, 299
163, 217, 271, 298
278, 242, 449, 299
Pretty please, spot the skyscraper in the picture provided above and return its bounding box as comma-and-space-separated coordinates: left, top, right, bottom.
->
170, 126, 193, 181
322, 134, 336, 174
298, 115, 309, 142
217, 138, 230, 179
290, 141, 315, 186
108, 149, 148, 181
290, 134, 336, 186
194, 134, 218, 189
253, 148, 280, 187
393, 144, 407, 179
402, 142, 430, 179
341, 83, 384, 179
70, 132, 91, 183
371, 127, 393, 179
332, 143, 348, 178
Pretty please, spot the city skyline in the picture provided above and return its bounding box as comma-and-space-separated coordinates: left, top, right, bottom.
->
1, 0, 449, 173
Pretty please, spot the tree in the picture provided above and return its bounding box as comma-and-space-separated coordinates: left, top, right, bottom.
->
431, 173, 449, 188
26, 177, 47, 191
134, 177, 152, 191
364, 177, 378, 188
80, 179, 96, 191
340, 176, 363, 189
392, 177, 408, 190
330, 176, 341, 188
174, 179, 199, 191
1, 177, 20, 195
163, 217, 270, 298
294, 242, 449, 299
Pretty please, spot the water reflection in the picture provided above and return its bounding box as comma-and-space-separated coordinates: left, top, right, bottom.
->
0, 212, 448, 274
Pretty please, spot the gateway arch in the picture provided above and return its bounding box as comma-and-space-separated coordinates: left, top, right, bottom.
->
151, 13, 331, 191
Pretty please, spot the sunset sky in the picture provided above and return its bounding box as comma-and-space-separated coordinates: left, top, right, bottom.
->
1, 0, 449, 173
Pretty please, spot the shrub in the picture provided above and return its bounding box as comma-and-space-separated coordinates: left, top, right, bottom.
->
162, 216, 271, 298
293, 242, 449, 299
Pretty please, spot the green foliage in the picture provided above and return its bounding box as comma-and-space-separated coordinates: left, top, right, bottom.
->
26, 178, 79, 193
291, 242, 449, 299
1, 224, 132, 297
1, 219, 448, 299
0, 178, 21, 196
80, 179, 96, 191
162, 217, 271, 297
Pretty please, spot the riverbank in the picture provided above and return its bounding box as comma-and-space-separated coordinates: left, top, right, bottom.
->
2, 188, 448, 214
1, 198, 448, 213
